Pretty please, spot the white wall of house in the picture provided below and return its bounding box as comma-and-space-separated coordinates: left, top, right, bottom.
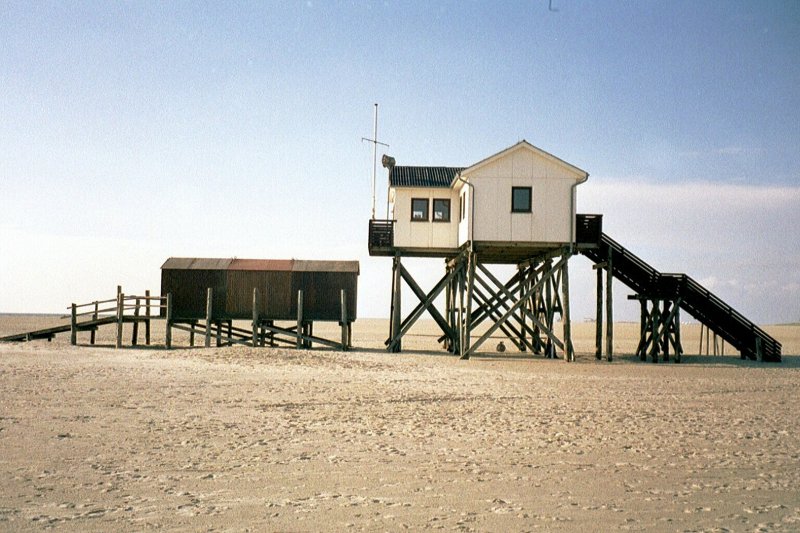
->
387, 141, 587, 251
392, 187, 459, 249
461, 144, 585, 246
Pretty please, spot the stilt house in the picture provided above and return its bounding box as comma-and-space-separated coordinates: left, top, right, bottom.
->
369, 140, 601, 260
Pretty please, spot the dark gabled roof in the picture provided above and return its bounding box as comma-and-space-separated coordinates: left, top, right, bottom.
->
389, 166, 464, 188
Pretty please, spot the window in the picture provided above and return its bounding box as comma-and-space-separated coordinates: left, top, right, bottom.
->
512, 186, 532, 213
432, 199, 451, 222
411, 198, 429, 221
459, 194, 465, 221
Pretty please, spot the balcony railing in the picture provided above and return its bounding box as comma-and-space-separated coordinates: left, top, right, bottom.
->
368, 219, 394, 252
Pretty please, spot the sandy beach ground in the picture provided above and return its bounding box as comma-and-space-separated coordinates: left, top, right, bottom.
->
1, 315, 799, 531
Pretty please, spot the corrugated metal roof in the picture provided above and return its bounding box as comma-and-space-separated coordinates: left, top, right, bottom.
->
228, 259, 293, 271
389, 166, 463, 188
161, 257, 234, 270
161, 257, 359, 274
292, 260, 360, 274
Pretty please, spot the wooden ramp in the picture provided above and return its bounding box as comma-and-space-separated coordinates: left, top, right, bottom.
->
0, 316, 117, 343
1, 292, 166, 348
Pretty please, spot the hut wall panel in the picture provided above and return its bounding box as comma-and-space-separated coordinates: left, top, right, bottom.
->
296, 272, 358, 321
161, 270, 226, 320
226, 270, 293, 320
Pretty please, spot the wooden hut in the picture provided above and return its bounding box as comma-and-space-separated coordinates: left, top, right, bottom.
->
160, 258, 359, 322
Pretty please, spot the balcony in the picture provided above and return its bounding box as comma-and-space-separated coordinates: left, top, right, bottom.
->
368, 219, 395, 256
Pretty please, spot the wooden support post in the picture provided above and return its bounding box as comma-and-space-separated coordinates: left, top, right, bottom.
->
131, 297, 141, 346
595, 266, 603, 360
605, 249, 613, 362
252, 288, 260, 347
225, 320, 232, 347
145, 289, 151, 346
661, 301, 670, 362
389, 257, 402, 353
634, 298, 647, 360
90, 300, 98, 345
189, 321, 196, 347
650, 300, 659, 363
70, 303, 78, 346
544, 261, 554, 358
699, 324, 705, 355
463, 252, 476, 358
340, 289, 348, 351
458, 261, 466, 359
518, 264, 526, 352
165, 293, 173, 349
756, 336, 763, 362
205, 288, 213, 348
674, 305, 682, 363
296, 290, 304, 349
561, 256, 574, 362
116, 291, 124, 349
445, 272, 452, 352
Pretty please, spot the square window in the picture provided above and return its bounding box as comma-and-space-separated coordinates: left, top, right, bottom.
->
512, 187, 532, 213
411, 198, 429, 221
432, 199, 451, 222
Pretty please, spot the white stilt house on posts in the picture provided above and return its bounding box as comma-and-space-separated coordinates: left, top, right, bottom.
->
369, 140, 603, 359
369, 140, 782, 363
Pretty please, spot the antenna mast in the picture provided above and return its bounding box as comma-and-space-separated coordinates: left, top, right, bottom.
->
362, 103, 389, 220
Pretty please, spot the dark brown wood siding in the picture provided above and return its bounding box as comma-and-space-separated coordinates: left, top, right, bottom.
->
160, 260, 358, 321
226, 270, 294, 319
295, 271, 358, 321
161, 269, 226, 320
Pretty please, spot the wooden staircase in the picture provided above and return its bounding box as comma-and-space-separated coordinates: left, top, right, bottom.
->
582, 233, 781, 362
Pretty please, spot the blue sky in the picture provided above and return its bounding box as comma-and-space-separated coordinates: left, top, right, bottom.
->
1, 1, 798, 324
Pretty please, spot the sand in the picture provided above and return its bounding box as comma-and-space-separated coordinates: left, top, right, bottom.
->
1, 316, 799, 531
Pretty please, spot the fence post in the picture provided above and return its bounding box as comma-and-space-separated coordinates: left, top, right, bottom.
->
165, 293, 173, 349
116, 292, 124, 349
205, 288, 213, 348
145, 289, 151, 346
131, 297, 141, 346
70, 303, 77, 346
296, 290, 304, 349
340, 289, 348, 351
252, 288, 259, 347
90, 301, 98, 345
